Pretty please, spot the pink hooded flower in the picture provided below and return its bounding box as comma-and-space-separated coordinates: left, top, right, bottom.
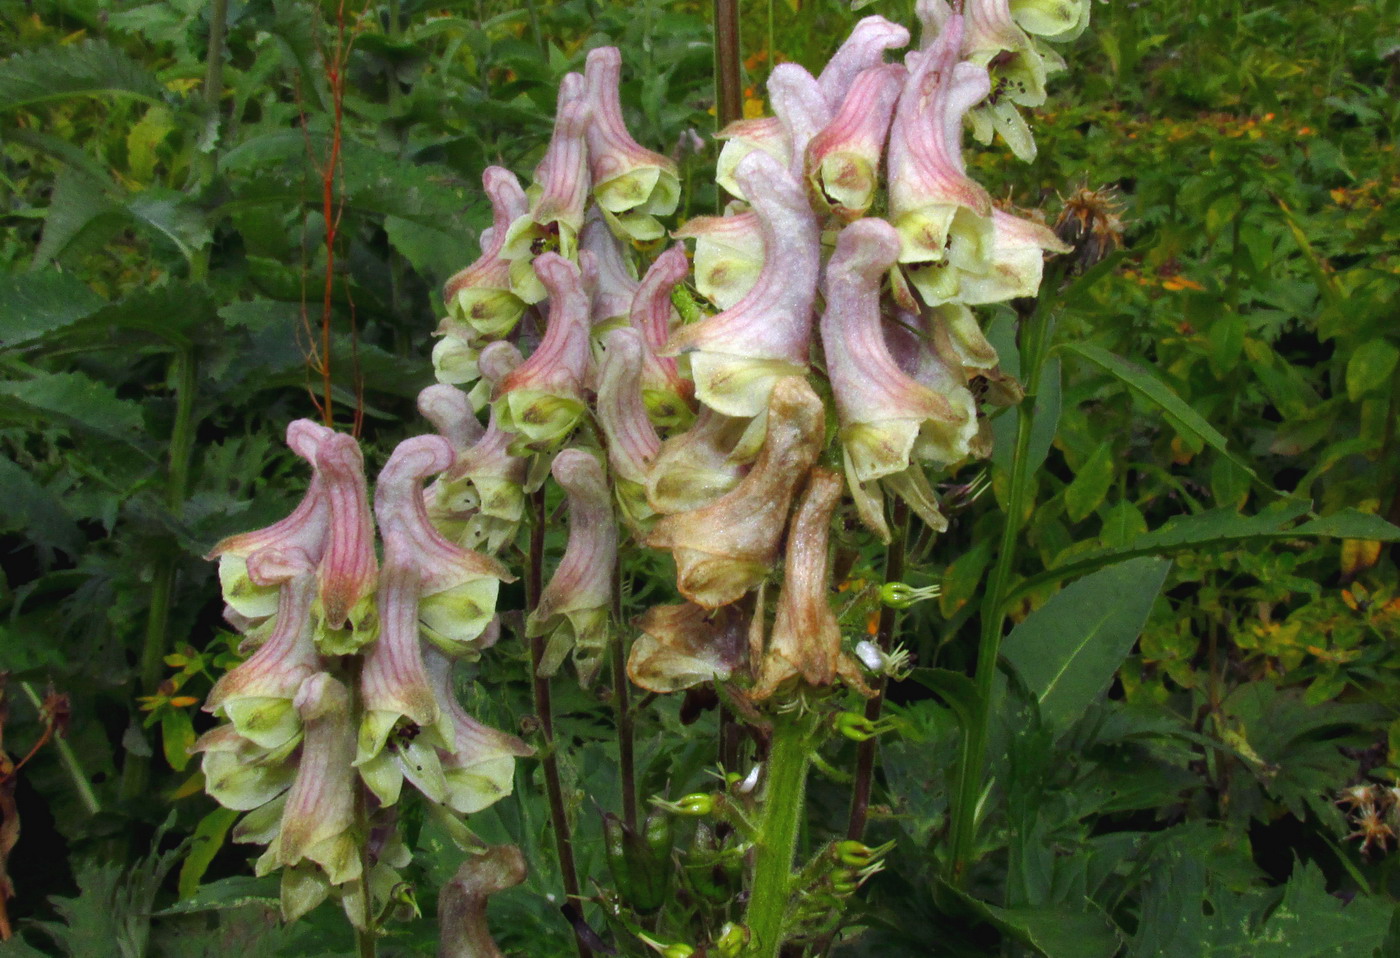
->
493, 253, 593, 450
595, 328, 662, 528
582, 46, 680, 240
205, 550, 321, 751
581, 208, 640, 325
441, 166, 530, 340
646, 376, 824, 608
805, 63, 904, 221
665, 151, 820, 418
626, 244, 694, 427
528, 449, 617, 685
313, 431, 378, 636
503, 73, 592, 303
714, 117, 789, 202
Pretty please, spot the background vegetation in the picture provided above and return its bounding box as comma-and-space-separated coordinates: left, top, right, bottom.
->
0, 0, 1398, 954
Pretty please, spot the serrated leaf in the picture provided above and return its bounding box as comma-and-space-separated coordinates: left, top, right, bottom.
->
1244, 861, 1389, 956
1062, 343, 1260, 485
1003, 557, 1171, 731
0, 270, 106, 348
0, 371, 149, 445
0, 453, 82, 558
0, 40, 165, 111
32, 167, 126, 269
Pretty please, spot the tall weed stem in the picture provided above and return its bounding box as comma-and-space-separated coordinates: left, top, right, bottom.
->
527, 487, 592, 958
946, 307, 1058, 883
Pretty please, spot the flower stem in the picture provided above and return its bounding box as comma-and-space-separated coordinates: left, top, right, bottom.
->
611, 554, 638, 832
527, 487, 592, 958
744, 712, 816, 958
713, 0, 743, 133
845, 500, 908, 841
946, 307, 1057, 884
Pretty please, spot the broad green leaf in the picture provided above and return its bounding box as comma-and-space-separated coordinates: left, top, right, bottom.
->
176, 807, 240, 900
1345, 338, 1399, 401
0, 371, 149, 445
1062, 343, 1260, 483
1010, 502, 1400, 601
126, 188, 210, 261
1064, 440, 1114, 521
1243, 861, 1390, 957
907, 668, 979, 729
993, 355, 1061, 476
0, 40, 165, 111
160, 708, 196, 772
0, 270, 105, 347
32, 168, 125, 269
1003, 556, 1170, 731
935, 879, 1122, 958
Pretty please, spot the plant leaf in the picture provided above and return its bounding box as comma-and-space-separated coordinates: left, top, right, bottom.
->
0, 40, 165, 111
0, 270, 106, 348
1002, 556, 1171, 731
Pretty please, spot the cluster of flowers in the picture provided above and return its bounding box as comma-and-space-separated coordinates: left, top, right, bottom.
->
198, 0, 1090, 925
431, 0, 1088, 702
196, 419, 532, 923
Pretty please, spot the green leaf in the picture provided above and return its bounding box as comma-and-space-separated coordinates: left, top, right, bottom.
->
156, 875, 280, 916
1244, 861, 1390, 957
935, 879, 1122, 958
1003, 557, 1171, 731
0, 454, 83, 558
32, 168, 126, 269
0, 40, 165, 111
0, 270, 106, 348
1062, 343, 1260, 484
1009, 502, 1400, 602
1064, 440, 1114, 522
160, 708, 196, 772
993, 355, 1061, 476
1345, 338, 1399, 401
177, 807, 240, 900
907, 668, 979, 729
0, 371, 149, 446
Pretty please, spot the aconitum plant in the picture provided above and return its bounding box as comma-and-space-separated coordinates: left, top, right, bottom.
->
198, 0, 1096, 954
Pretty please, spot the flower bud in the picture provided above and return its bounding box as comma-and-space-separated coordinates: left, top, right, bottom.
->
583, 46, 681, 241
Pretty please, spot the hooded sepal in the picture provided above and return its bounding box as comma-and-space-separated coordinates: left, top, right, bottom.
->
646, 376, 825, 608
503, 74, 591, 303
805, 64, 904, 221
494, 254, 592, 452
596, 328, 662, 529
527, 449, 617, 685
443, 166, 530, 338
194, 722, 298, 812
627, 244, 694, 428
583, 46, 681, 241
816, 15, 911, 108
673, 209, 762, 312
643, 406, 751, 516
581, 208, 640, 325
664, 152, 820, 417
312, 430, 378, 638
626, 603, 748, 694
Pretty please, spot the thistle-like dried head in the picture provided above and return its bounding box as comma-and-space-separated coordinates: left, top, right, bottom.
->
646, 376, 824, 608
665, 152, 820, 418
583, 46, 680, 241
751, 468, 873, 701
528, 449, 617, 685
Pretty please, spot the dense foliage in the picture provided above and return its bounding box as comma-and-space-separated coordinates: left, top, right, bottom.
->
1, 0, 1398, 955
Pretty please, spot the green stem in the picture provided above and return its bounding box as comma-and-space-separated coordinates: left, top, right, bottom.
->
20, 681, 99, 816
744, 713, 816, 958
945, 311, 1056, 884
